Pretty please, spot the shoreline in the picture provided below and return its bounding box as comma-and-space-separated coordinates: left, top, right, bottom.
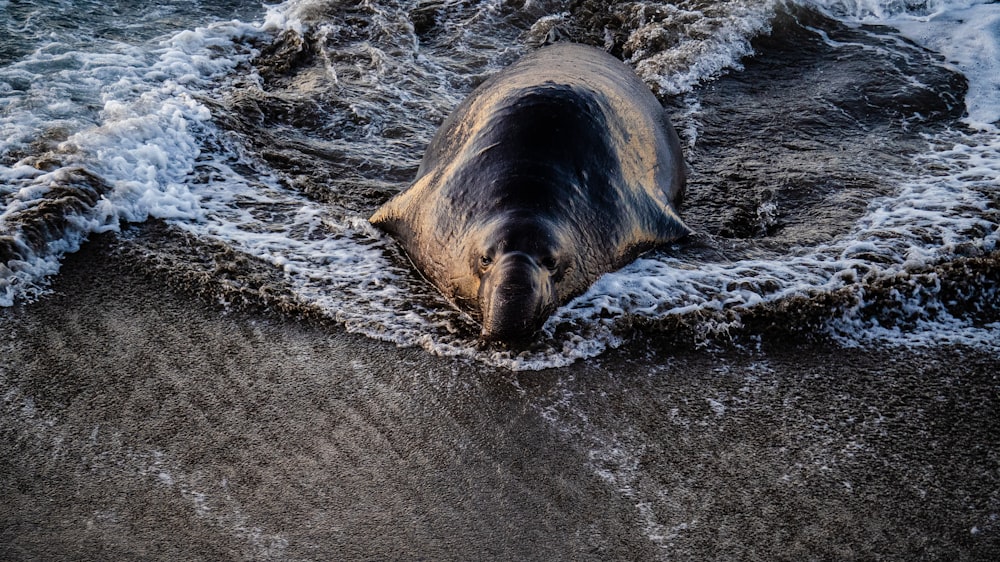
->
2, 233, 998, 560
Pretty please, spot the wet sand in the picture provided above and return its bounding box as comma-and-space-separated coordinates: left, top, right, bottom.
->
2, 233, 998, 560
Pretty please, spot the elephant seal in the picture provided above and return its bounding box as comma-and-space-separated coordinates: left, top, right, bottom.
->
370, 42, 690, 343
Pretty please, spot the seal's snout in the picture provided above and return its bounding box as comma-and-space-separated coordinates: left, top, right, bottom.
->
479, 252, 554, 344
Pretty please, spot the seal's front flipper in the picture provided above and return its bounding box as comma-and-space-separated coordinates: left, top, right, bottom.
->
654, 207, 693, 244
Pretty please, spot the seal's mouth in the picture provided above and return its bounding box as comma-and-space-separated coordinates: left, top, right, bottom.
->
479, 252, 554, 344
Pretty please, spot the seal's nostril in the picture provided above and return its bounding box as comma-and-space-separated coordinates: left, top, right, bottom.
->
477, 254, 552, 345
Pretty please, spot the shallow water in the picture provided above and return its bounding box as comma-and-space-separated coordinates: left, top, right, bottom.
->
2, 0, 999, 368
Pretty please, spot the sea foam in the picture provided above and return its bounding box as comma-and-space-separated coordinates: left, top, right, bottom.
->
0, 11, 278, 306
806, 0, 1000, 129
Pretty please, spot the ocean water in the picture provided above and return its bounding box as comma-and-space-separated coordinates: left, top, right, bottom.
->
1, 0, 998, 369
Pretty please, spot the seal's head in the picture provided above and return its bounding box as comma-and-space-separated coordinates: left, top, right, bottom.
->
472, 214, 568, 343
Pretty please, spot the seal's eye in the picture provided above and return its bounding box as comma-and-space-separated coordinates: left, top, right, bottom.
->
541, 256, 558, 271
479, 255, 493, 269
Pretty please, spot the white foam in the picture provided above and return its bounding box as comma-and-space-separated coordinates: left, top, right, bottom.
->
626, 1, 780, 95
805, 0, 1000, 129
0, 7, 299, 306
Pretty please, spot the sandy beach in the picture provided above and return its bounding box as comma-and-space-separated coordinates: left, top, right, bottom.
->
1, 231, 997, 560
3, 0, 1000, 558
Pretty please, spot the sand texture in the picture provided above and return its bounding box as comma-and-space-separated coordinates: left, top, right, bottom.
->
2, 235, 999, 560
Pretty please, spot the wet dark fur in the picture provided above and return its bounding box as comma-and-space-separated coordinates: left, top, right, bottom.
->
371, 43, 689, 341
